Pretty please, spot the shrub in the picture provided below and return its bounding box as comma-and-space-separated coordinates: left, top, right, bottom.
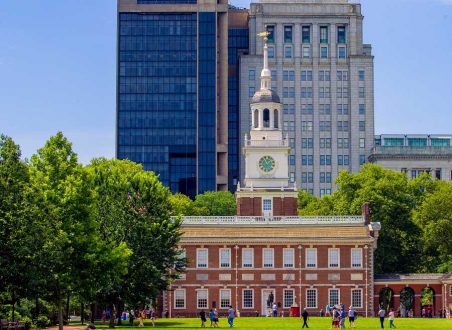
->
35, 315, 50, 329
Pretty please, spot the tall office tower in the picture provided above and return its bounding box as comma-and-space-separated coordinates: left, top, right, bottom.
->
228, 7, 249, 191
240, 0, 375, 197
117, 0, 229, 198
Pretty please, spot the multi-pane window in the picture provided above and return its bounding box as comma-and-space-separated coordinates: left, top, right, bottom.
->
306, 248, 317, 268
249, 69, 255, 81
284, 25, 293, 43
320, 121, 331, 132
319, 70, 330, 81
266, 25, 275, 43
359, 104, 366, 115
302, 155, 313, 166
283, 104, 295, 115
351, 248, 363, 268
337, 121, 349, 132
242, 248, 254, 268
301, 87, 313, 98
243, 290, 253, 309
359, 138, 366, 148
328, 248, 340, 268
320, 46, 328, 59
320, 172, 332, 184
302, 138, 314, 149
220, 289, 231, 308
220, 248, 231, 268
197, 289, 208, 309
320, 138, 332, 149
306, 289, 317, 308
302, 26, 311, 43
337, 87, 349, 98
338, 46, 346, 59
290, 172, 295, 183
197, 248, 208, 268
271, 70, 277, 81
319, 87, 330, 98
289, 155, 296, 166
337, 26, 346, 43
283, 70, 295, 81
320, 104, 331, 115
284, 46, 293, 58
283, 121, 295, 131
283, 248, 295, 268
337, 70, 348, 81
360, 154, 366, 165
359, 121, 366, 132
338, 138, 349, 149
284, 289, 295, 308
300, 103, 313, 114
289, 138, 295, 148
329, 289, 340, 306
302, 172, 314, 183
283, 87, 295, 98
301, 121, 313, 132
248, 87, 255, 97
351, 289, 362, 308
320, 189, 332, 197
263, 248, 274, 268
268, 46, 275, 58
301, 70, 313, 81
359, 70, 365, 81
359, 87, 365, 98
263, 199, 272, 212
320, 155, 332, 165
338, 155, 350, 166
337, 104, 349, 115
174, 289, 186, 309
302, 46, 311, 59
320, 26, 328, 43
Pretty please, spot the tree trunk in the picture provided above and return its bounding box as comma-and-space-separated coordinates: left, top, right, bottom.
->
35, 296, 40, 320
81, 302, 85, 325
66, 294, 70, 323
90, 303, 95, 324
108, 303, 115, 328
57, 285, 63, 330
12, 291, 15, 322
117, 301, 122, 326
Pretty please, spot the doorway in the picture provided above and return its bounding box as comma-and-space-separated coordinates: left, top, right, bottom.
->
261, 289, 275, 316
262, 198, 273, 217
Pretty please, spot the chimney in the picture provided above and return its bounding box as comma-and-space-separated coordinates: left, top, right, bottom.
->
362, 202, 371, 225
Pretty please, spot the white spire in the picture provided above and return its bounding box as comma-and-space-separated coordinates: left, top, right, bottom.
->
259, 32, 271, 90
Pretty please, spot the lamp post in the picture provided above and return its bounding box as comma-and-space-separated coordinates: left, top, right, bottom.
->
364, 245, 369, 318
235, 245, 239, 312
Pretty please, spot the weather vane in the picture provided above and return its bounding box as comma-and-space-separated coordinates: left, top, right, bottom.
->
257, 31, 270, 43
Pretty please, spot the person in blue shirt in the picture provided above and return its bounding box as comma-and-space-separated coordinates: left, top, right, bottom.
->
227, 306, 235, 328
348, 306, 356, 328
209, 309, 215, 327
340, 308, 346, 329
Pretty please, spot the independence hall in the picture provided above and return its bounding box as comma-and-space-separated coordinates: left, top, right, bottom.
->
164, 34, 382, 318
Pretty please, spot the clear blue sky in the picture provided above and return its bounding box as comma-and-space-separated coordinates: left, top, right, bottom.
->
1, 0, 451, 164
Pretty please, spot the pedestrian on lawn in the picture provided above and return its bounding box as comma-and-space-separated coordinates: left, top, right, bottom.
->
209, 309, 215, 327
378, 307, 386, 329
348, 306, 356, 328
326, 304, 331, 317
301, 308, 309, 328
388, 308, 396, 328
340, 307, 345, 329
199, 310, 206, 328
227, 306, 235, 328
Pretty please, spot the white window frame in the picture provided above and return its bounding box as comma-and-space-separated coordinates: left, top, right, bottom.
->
284, 45, 293, 58
197, 248, 208, 268
320, 45, 328, 59
196, 289, 208, 309
242, 289, 254, 309
351, 289, 363, 308
242, 248, 254, 268
302, 46, 311, 59
328, 288, 340, 307
283, 248, 295, 268
328, 248, 340, 268
174, 289, 186, 309
219, 248, 231, 268
338, 46, 347, 59
351, 248, 363, 268
263, 248, 274, 268
283, 289, 295, 308
306, 289, 317, 308
305, 248, 317, 268
268, 46, 275, 58
220, 289, 231, 309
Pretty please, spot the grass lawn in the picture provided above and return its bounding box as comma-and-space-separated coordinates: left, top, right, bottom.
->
86, 317, 452, 329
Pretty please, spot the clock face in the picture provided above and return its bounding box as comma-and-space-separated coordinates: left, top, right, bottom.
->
259, 156, 276, 173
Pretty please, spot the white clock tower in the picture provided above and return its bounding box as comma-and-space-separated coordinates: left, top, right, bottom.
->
236, 33, 298, 217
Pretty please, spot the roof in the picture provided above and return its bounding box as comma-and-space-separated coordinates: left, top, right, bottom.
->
251, 88, 280, 104
374, 273, 452, 282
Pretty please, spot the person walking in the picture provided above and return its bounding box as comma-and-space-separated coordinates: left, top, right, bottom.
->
340, 308, 345, 329
128, 310, 134, 326
209, 309, 215, 327
388, 308, 396, 328
227, 306, 235, 328
150, 308, 156, 327
378, 307, 386, 329
213, 308, 219, 328
301, 308, 309, 328
326, 304, 331, 317
272, 303, 277, 317
199, 310, 207, 328
348, 306, 356, 328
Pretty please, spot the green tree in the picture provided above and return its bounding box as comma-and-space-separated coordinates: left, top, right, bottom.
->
192, 191, 236, 216
169, 193, 194, 216
27, 133, 129, 330
413, 181, 452, 272
87, 158, 185, 321
0, 135, 30, 321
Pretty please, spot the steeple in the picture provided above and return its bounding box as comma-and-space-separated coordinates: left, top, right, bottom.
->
260, 32, 271, 90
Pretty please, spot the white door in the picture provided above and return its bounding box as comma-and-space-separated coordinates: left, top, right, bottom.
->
262, 289, 275, 316
262, 198, 273, 217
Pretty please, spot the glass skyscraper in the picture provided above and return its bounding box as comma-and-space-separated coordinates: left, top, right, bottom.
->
117, 0, 229, 198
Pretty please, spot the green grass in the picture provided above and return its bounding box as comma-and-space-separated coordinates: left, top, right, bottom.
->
87, 317, 452, 330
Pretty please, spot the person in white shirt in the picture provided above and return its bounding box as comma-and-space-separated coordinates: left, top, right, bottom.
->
388, 308, 396, 328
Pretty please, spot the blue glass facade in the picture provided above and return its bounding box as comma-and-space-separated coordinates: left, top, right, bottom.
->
118, 13, 198, 197
197, 12, 217, 193
228, 28, 249, 191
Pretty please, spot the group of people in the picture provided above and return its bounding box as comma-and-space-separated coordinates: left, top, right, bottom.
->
123, 306, 156, 327
302, 303, 356, 329
199, 306, 236, 328
378, 307, 396, 328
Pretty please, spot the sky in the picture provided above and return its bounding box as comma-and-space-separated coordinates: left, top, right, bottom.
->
1, 0, 451, 164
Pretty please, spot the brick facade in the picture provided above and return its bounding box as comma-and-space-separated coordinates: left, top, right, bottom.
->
237, 196, 298, 216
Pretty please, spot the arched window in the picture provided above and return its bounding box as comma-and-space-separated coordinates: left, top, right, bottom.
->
263, 109, 270, 128
254, 109, 259, 128
274, 109, 279, 128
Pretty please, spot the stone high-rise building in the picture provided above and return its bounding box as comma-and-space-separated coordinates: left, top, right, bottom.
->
240, 0, 375, 197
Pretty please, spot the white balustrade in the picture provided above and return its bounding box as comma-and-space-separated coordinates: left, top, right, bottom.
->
177, 215, 364, 226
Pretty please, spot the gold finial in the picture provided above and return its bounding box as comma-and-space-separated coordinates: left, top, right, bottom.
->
257, 31, 270, 43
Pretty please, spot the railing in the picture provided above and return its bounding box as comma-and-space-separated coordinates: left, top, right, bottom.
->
178, 216, 364, 226
244, 139, 289, 147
